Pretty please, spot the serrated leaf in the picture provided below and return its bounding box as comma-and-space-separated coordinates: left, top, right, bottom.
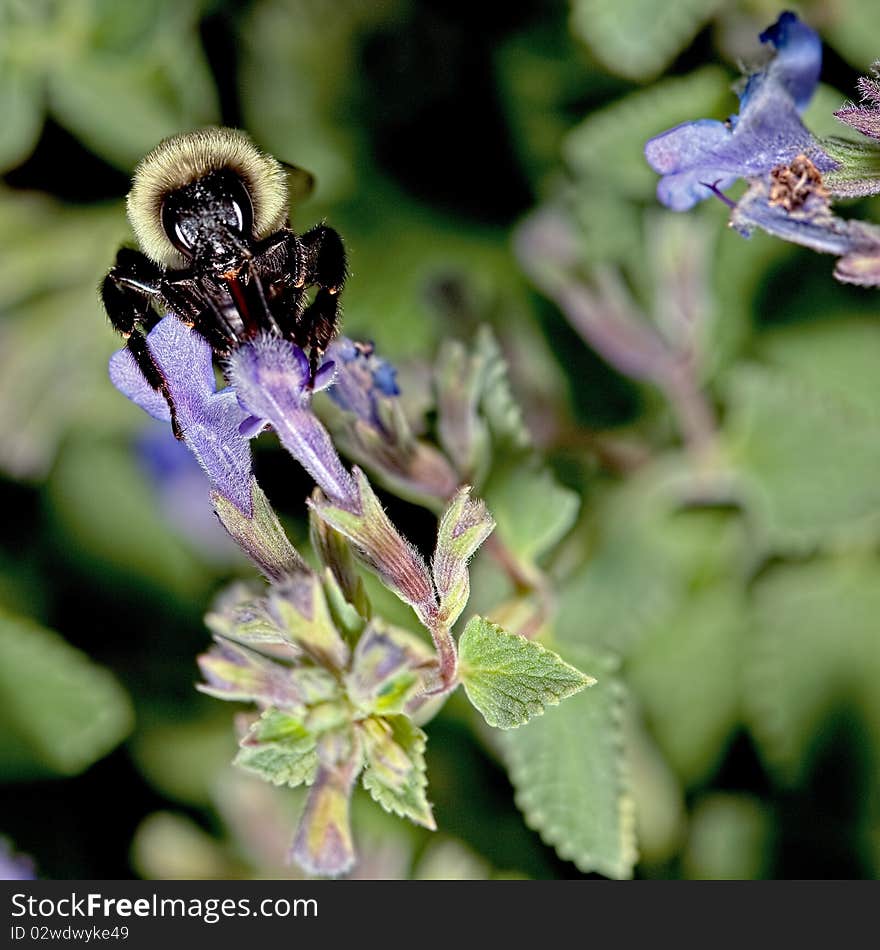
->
0, 611, 133, 778
234, 708, 318, 789
485, 465, 580, 566
744, 557, 880, 784
501, 647, 636, 878
564, 67, 731, 198
570, 0, 722, 81
459, 617, 594, 729
361, 715, 435, 829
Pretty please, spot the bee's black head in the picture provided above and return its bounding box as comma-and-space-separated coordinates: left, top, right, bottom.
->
126, 128, 289, 269
160, 169, 254, 267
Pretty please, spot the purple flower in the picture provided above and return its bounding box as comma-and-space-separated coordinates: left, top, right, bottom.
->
324, 338, 400, 431
135, 426, 241, 558
645, 12, 836, 211
227, 336, 360, 512
109, 316, 255, 516
0, 839, 35, 880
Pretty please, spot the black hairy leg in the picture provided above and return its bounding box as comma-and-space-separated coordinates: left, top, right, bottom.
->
296, 224, 348, 371
101, 248, 183, 437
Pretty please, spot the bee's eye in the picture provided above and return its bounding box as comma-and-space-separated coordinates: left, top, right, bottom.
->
160, 170, 255, 258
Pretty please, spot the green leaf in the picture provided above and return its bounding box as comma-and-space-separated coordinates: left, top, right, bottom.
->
554, 462, 746, 655
722, 357, 880, 551
0, 61, 42, 172
485, 464, 580, 567
361, 715, 435, 829
626, 584, 743, 784
744, 556, 880, 784
459, 617, 595, 729
682, 793, 773, 880
570, 0, 723, 81
234, 708, 318, 789
501, 647, 636, 878
563, 67, 731, 198
0, 611, 133, 778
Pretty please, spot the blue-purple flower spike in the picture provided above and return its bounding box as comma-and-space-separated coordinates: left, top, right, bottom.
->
109, 316, 255, 516
325, 337, 400, 431
644, 12, 837, 211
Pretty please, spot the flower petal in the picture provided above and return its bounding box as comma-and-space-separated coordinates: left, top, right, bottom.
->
108, 347, 171, 421
645, 13, 834, 211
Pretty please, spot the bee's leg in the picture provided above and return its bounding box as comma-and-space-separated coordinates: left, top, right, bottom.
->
102, 250, 182, 438
295, 225, 347, 377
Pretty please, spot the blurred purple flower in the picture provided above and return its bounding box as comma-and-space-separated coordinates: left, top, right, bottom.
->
325, 338, 400, 431
645, 12, 836, 211
0, 838, 35, 880
135, 426, 241, 558
110, 316, 255, 516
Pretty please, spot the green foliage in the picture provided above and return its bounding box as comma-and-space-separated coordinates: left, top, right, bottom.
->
485, 464, 580, 567
0, 611, 133, 778
570, 0, 723, 81
501, 647, 636, 878
459, 617, 595, 729
744, 556, 880, 785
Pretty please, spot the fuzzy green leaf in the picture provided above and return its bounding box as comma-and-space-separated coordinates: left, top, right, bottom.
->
234, 708, 318, 789
501, 647, 636, 878
744, 557, 880, 784
570, 0, 723, 81
722, 336, 880, 551
0, 611, 133, 778
361, 715, 435, 829
485, 465, 580, 566
459, 617, 594, 729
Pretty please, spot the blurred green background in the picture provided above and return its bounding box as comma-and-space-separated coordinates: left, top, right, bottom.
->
2, 0, 880, 880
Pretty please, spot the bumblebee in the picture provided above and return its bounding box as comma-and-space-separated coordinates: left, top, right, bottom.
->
101, 127, 346, 415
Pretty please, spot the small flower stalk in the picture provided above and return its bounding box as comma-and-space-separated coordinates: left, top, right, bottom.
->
109, 318, 593, 875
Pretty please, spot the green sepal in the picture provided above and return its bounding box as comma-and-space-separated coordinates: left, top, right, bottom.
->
310, 467, 436, 618
212, 480, 308, 582
360, 715, 435, 830
346, 621, 434, 716
268, 573, 350, 671
322, 568, 369, 642
432, 487, 495, 627
459, 617, 595, 729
